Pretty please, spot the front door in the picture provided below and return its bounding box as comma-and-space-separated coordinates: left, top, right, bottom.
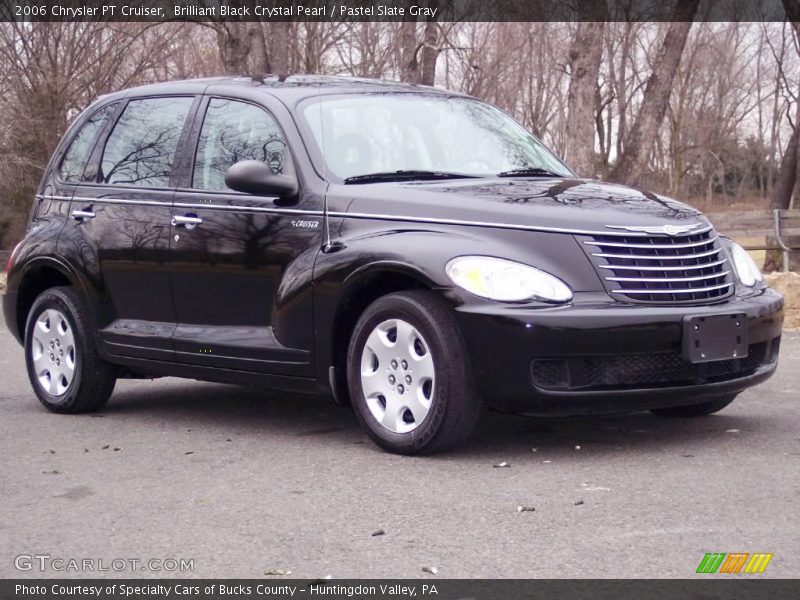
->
169, 97, 321, 376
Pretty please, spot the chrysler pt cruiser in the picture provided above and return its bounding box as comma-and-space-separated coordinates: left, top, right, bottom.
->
2, 76, 784, 454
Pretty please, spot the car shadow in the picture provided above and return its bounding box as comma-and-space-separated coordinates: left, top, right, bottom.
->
97, 378, 770, 459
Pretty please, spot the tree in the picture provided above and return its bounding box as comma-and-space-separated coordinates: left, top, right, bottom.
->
609, 0, 701, 186
564, 1, 607, 177
764, 0, 800, 271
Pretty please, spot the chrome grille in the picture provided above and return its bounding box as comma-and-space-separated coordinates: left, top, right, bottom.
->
582, 227, 733, 303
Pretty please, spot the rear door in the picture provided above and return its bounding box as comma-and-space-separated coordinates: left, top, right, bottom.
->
63, 95, 198, 360
168, 96, 321, 376
41, 102, 119, 258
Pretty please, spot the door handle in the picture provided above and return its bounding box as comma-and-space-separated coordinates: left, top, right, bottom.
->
171, 214, 203, 230
71, 209, 95, 222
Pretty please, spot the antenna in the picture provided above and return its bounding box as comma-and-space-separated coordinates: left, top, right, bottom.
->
318, 82, 333, 252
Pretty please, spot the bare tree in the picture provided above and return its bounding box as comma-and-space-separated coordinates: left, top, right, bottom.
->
764, 0, 800, 270
564, 1, 606, 177
609, 0, 700, 186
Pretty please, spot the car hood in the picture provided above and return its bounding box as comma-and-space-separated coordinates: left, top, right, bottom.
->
335, 177, 707, 234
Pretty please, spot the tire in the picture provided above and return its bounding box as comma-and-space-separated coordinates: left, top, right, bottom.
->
650, 394, 738, 418
24, 286, 116, 414
346, 290, 482, 455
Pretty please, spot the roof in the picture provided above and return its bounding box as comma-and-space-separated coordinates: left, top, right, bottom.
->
98, 75, 463, 104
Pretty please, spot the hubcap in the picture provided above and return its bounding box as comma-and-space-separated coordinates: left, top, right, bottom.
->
30, 309, 76, 397
360, 318, 435, 434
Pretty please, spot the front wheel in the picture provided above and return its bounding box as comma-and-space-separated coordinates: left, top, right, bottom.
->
25, 287, 117, 414
347, 290, 481, 455
650, 394, 738, 418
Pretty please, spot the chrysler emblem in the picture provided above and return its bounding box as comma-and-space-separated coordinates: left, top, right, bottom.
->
606, 223, 704, 236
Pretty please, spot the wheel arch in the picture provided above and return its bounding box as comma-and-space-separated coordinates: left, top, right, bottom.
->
327, 263, 447, 405
14, 258, 81, 343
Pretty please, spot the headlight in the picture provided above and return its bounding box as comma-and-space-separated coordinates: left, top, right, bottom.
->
730, 242, 764, 287
445, 256, 573, 302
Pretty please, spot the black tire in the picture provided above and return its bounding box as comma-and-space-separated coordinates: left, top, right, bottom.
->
347, 290, 482, 455
24, 286, 116, 414
650, 394, 738, 418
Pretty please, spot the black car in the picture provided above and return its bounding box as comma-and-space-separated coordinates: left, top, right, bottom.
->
2, 76, 784, 454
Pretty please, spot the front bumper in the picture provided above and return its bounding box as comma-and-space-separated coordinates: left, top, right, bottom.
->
452, 288, 784, 415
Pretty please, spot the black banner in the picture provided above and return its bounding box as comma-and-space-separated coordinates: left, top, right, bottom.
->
0, 0, 794, 23
3, 580, 800, 600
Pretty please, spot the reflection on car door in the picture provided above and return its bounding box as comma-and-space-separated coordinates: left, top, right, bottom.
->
61, 96, 198, 360
43, 102, 119, 259
169, 97, 321, 376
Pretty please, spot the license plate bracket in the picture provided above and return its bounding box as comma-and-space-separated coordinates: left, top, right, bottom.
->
683, 313, 748, 364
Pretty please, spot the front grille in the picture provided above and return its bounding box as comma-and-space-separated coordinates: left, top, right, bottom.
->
582, 226, 734, 303
531, 341, 770, 392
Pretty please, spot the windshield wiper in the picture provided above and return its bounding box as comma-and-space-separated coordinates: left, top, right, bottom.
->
497, 167, 566, 178
344, 170, 478, 184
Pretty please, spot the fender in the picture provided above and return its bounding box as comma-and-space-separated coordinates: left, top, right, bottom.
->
311, 226, 467, 388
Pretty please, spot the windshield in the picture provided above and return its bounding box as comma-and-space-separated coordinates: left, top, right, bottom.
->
300, 94, 572, 181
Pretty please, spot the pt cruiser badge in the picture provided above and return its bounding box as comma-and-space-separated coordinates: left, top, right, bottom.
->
2, 76, 784, 454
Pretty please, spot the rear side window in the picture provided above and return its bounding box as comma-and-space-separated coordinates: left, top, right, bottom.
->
59, 103, 116, 182
100, 97, 194, 187
192, 98, 287, 191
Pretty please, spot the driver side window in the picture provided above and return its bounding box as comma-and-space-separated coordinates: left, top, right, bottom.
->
192, 99, 287, 191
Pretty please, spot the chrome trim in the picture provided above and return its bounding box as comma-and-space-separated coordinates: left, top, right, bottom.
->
37, 194, 325, 216
605, 270, 731, 283
584, 236, 717, 250
44, 194, 169, 208
597, 258, 728, 272
610, 282, 732, 295
325, 210, 695, 237
38, 193, 716, 238
605, 223, 706, 236
173, 201, 321, 216
591, 247, 722, 261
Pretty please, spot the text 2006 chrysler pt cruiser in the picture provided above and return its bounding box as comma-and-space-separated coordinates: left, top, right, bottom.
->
3, 76, 784, 454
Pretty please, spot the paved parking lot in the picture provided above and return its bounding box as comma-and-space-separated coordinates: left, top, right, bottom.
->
0, 313, 798, 578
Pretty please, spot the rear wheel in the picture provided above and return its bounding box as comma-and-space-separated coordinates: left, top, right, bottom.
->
347, 290, 481, 455
650, 394, 737, 418
25, 287, 116, 414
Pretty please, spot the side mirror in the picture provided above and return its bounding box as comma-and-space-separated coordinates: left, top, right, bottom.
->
224, 160, 298, 198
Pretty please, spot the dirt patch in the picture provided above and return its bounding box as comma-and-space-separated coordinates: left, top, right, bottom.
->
765, 271, 800, 331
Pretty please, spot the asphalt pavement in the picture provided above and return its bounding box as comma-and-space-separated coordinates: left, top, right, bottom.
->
0, 312, 798, 579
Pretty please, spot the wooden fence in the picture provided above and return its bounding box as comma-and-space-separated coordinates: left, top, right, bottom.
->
706, 208, 799, 271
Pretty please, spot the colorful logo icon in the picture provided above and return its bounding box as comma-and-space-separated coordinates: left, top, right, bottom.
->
696, 552, 773, 574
